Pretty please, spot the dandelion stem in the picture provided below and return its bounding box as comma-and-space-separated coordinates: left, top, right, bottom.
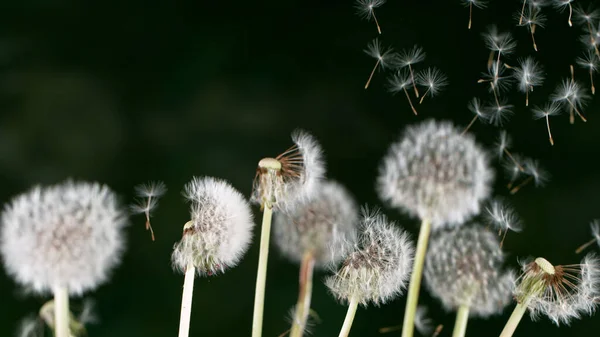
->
365, 59, 381, 89
545, 115, 554, 146
401, 218, 432, 337
452, 304, 470, 337
510, 176, 533, 194
54, 286, 69, 337
403, 87, 418, 115
461, 115, 478, 136
373, 11, 382, 34
290, 252, 315, 337
338, 295, 359, 337
499, 299, 530, 337
178, 262, 196, 337
575, 238, 597, 254
419, 88, 431, 104
252, 203, 274, 337
468, 3, 472, 29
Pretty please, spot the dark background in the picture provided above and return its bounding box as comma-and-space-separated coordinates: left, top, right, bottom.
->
1, 0, 600, 336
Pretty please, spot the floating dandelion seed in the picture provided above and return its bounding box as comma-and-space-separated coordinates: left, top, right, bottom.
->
416, 67, 448, 104
553, 0, 576, 27
397, 45, 426, 98
576, 50, 599, 94
532, 102, 561, 145
364, 38, 395, 89
461, 0, 488, 29
486, 100, 514, 126
500, 254, 600, 337
573, 4, 599, 36
516, 5, 547, 51
510, 158, 549, 194
551, 79, 590, 122
478, 62, 513, 108
513, 57, 545, 106
495, 131, 524, 174
130, 181, 166, 241
578, 20, 600, 57
462, 97, 489, 135
502, 153, 526, 189
482, 26, 517, 76
484, 198, 523, 247
576, 220, 600, 254
355, 0, 386, 34
388, 70, 418, 115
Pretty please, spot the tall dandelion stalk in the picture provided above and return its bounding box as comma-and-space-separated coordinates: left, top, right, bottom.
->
377, 120, 493, 337
251, 130, 325, 337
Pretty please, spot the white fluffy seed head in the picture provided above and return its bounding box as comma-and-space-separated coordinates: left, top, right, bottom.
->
273, 180, 359, 268
423, 225, 515, 317
377, 119, 494, 228
0, 180, 127, 296
172, 177, 254, 276
251, 129, 325, 212
325, 208, 414, 306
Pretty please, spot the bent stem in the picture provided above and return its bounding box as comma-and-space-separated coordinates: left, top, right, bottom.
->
54, 286, 69, 337
401, 218, 432, 337
289, 252, 316, 337
338, 295, 359, 337
252, 204, 274, 337
178, 261, 196, 337
499, 299, 530, 337
452, 305, 470, 337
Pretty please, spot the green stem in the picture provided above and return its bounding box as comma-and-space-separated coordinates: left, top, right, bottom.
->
252, 204, 274, 337
178, 262, 196, 337
499, 299, 530, 337
290, 252, 315, 337
452, 305, 470, 337
338, 295, 359, 337
401, 218, 432, 337
54, 286, 69, 337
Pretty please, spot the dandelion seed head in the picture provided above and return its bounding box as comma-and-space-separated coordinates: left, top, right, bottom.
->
0, 180, 127, 295
377, 119, 494, 227
273, 180, 359, 268
325, 208, 414, 306
172, 177, 254, 276
424, 225, 515, 317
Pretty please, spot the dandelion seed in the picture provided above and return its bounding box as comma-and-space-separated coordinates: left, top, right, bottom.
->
416, 67, 448, 104
503, 153, 526, 189
355, 0, 386, 34
551, 79, 590, 122
500, 254, 600, 336
478, 62, 513, 106
482, 26, 517, 74
484, 198, 523, 246
364, 38, 395, 89
510, 158, 549, 194
131, 181, 166, 241
414, 306, 434, 335
516, 5, 547, 51
462, 97, 489, 135
486, 101, 514, 126
576, 50, 599, 94
397, 45, 426, 98
532, 102, 561, 145
513, 57, 545, 106
553, 0, 576, 27
17, 315, 44, 337
573, 4, 600, 44
495, 130, 524, 174
576, 220, 600, 254
388, 70, 418, 115
461, 0, 488, 29
579, 32, 600, 58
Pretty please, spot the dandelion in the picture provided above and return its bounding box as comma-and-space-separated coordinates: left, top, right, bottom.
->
553, 0, 576, 27
363, 38, 395, 89
326, 208, 414, 337
397, 45, 426, 98
416, 67, 448, 104
575, 220, 600, 254
573, 4, 599, 41
502, 153, 526, 189
576, 50, 599, 94
172, 176, 254, 337
510, 158, 549, 194
482, 26, 517, 75
424, 226, 515, 337
516, 4, 547, 51
551, 79, 590, 123
532, 102, 561, 145
478, 62, 513, 107
377, 119, 493, 337
388, 70, 418, 115
484, 198, 523, 246
251, 130, 325, 337
495, 131, 524, 174
273, 180, 359, 337
130, 181, 167, 241
355, 0, 386, 34
0, 180, 127, 337
461, 0, 488, 29
486, 100, 514, 126
499, 254, 600, 336
462, 97, 489, 135
513, 57, 545, 106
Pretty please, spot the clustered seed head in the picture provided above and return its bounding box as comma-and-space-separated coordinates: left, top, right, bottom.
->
423, 225, 515, 317
172, 176, 254, 276
0, 180, 127, 295
273, 180, 359, 268
325, 209, 414, 306
251, 129, 325, 212
514, 254, 600, 325
377, 119, 494, 227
